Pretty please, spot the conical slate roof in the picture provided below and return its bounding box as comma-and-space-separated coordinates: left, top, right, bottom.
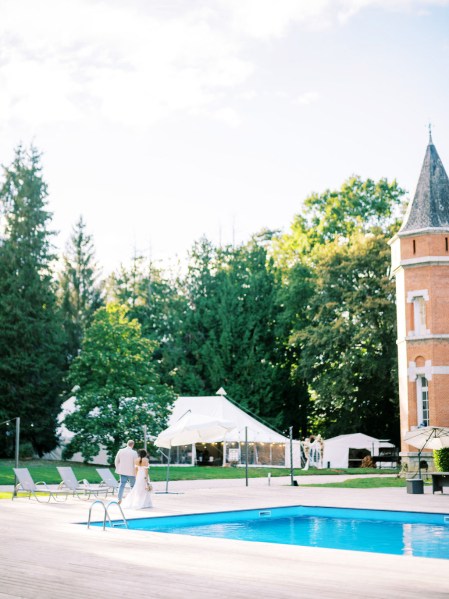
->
400, 136, 449, 233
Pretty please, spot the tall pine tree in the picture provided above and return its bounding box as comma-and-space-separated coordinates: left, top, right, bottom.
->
108, 255, 192, 392
181, 234, 293, 431
0, 145, 65, 455
59, 216, 104, 364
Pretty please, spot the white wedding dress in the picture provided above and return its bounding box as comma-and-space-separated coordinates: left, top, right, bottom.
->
121, 465, 153, 509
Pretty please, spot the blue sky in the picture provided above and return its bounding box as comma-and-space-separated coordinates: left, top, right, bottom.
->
1, 0, 449, 272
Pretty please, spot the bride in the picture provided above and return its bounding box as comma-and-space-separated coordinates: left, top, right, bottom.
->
120, 448, 153, 509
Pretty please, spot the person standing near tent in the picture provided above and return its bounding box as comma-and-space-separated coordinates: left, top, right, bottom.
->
115, 439, 138, 503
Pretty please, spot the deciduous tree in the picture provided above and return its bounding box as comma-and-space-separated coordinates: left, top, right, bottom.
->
292, 233, 399, 441
63, 303, 175, 462
274, 176, 406, 440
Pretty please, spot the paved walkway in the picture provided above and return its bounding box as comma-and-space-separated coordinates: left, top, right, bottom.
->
1, 476, 449, 598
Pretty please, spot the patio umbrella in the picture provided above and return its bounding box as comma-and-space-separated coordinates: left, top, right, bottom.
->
155, 411, 236, 448
403, 426, 449, 478
154, 411, 236, 492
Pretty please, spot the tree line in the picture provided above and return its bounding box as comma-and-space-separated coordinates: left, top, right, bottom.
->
0, 145, 405, 461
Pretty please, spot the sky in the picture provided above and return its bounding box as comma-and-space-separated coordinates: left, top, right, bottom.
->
1, 0, 449, 274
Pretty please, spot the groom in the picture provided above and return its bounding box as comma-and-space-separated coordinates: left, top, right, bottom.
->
115, 439, 138, 503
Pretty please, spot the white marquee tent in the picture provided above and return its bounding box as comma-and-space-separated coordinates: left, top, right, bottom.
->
322, 433, 395, 468
165, 393, 294, 467
170, 394, 288, 444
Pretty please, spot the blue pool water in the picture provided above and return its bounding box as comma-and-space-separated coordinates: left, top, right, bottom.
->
91, 505, 449, 559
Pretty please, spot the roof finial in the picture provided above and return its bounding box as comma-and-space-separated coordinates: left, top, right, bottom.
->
428, 122, 433, 145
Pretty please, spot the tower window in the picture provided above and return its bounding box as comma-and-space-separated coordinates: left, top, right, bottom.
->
413, 296, 426, 335
413, 239, 416, 254
446, 237, 448, 252
417, 376, 429, 427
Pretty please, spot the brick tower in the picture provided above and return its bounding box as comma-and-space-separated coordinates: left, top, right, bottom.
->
390, 132, 449, 469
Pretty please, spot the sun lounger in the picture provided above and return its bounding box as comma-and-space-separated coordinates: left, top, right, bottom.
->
13, 468, 69, 502
96, 468, 119, 494
57, 467, 110, 499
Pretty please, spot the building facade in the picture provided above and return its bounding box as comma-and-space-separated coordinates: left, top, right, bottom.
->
390, 133, 449, 469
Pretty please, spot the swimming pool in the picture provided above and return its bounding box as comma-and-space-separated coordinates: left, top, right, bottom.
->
91, 505, 449, 559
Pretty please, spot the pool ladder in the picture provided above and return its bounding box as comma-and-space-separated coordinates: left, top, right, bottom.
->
87, 499, 129, 530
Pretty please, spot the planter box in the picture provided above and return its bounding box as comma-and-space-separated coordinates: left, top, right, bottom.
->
406, 478, 424, 494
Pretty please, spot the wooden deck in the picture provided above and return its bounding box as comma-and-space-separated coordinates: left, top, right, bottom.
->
1, 477, 449, 598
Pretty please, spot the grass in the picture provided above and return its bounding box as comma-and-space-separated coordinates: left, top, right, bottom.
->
0, 474, 411, 500
0, 458, 399, 486
302, 477, 409, 488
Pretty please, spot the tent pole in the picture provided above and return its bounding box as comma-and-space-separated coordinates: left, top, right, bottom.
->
155, 448, 183, 495
165, 447, 171, 492
289, 426, 295, 485
418, 429, 434, 479
245, 426, 248, 487
14, 417, 20, 498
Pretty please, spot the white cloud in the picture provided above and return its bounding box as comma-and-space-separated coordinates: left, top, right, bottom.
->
335, 0, 449, 24
221, 0, 334, 38
0, 0, 253, 129
213, 106, 241, 127
1, 0, 448, 132
294, 91, 320, 106
222, 0, 449, 38
238, 90, 258, 100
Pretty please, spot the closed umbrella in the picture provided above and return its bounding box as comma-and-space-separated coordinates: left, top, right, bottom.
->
403, 426, 449, 478
154, 411, 236, 492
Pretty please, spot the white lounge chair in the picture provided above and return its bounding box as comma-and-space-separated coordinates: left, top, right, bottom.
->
96, 468, 119, 494
57, 467, 110, 500
13, 468, 69, 502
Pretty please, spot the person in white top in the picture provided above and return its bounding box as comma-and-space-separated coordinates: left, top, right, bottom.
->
115, 440, 138, 502
121, 449, 153, 510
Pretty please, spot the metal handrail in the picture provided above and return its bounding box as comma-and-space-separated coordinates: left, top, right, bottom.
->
87, 499, 128, 530
87, 500, 111, 530
106, 500, 129, 529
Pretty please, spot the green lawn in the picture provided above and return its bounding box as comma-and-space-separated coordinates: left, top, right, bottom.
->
0, 459, 399, 486
0, 475, 410, 500
0, 460, 405, 499
302, 476, 410, 488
